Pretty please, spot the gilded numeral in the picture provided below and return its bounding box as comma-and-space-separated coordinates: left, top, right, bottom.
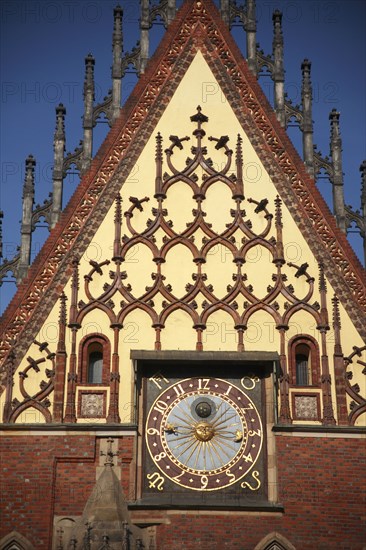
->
147, 427, 160, 436
154, 452, 166, 462
198, 378, 210, 390
248, 428, 261, 437
147, 472, 165, 491
225, 385, 232, 395
200, 475, 208, 489
173, 383, 185, 396
173, 471, 185, 483
153, 400, 168, 414
241, 470, 261, 491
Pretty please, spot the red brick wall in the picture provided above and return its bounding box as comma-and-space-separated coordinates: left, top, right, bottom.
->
0, 434, 134, 548
0, 434, 365, 549
156, 435, 366, 550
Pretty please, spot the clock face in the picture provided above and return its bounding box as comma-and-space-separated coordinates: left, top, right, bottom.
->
145, 377, 263, 491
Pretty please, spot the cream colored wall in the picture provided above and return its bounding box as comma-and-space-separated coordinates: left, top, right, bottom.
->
2, 51, 364, 426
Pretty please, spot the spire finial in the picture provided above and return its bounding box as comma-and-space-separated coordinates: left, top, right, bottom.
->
155, 132, 164, 197
329, 109, 346, 231
245, 0, 257, 75
301, 59, 314, 175
51, 104, 66, 228
272, 10, 285, 126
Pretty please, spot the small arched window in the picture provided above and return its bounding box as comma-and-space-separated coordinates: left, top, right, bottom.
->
295, 344, 310, 385
288, 335, 320, 387
87, 344, 103, 384
78, 334, 111, 385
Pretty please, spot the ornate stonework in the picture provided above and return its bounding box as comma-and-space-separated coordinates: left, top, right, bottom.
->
0, 0, 365, 388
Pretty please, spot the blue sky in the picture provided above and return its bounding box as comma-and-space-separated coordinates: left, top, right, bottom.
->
0, 0, 365, 314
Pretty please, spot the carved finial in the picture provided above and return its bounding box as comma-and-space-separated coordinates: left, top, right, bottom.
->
140, 0, 150, 73
272, 10, 284, 126
332, 295, 341, 329
235, 134, 244, 198
69, 258, 79, 325
156, 132, 163, 163
318, 262, 327, 293
155, 132, 163, 196
190, 105, 208, 124
101, 437, 119, 466
51, 104, 66, 228
301, 58, 311, 80
331, 294, 342, 355
245, 0, 257, 75
55, 103, 66, 139
329, 108, 342, 143
111, 6, 123, 120
84, 54, 95, 99
272, 10, 283, 40
59, 292, 67, 326
329, 109, 345, 231
113, 5, 123, 51
23, 155, 36, 196
114, 193, 122, 225
318, 262, 329, 329
220, 0, 230, 25
113, 193, 122, 260
18, 155, 36, 280
71, 258, 79, 290
360, 160, 366, 204
274, 195, 283, 227
301, 59, 314, 175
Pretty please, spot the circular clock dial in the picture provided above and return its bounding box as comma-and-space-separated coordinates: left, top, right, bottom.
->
146, 377, 263, 491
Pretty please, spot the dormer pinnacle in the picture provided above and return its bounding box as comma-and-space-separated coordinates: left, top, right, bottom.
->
329, 109, 345, 231
140, 0, 150, 73
245, 0, 257, 75
51, 104, 66, 228
301, 59, 314, 176
111, 5, 123, 122
361, 160, 366, 205
82, 54, 95, 173
83, 53, 95, 99
19, 155, 36, 281
272, 9, 284, 126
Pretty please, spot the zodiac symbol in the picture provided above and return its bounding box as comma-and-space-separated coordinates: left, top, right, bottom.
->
147, 472, 165, 491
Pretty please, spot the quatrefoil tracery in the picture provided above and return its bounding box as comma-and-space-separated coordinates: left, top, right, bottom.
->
74, 107, 322, 335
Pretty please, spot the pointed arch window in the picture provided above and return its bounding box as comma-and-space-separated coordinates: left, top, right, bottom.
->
78, 334, 111, 385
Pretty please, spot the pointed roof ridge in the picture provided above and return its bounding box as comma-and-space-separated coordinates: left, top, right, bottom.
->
0, 0, 365, 373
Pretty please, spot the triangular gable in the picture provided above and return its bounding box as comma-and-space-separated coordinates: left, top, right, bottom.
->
0, 0, 365, 378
